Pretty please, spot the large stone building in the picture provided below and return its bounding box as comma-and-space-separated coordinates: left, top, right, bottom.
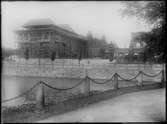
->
15, 18, 88, 59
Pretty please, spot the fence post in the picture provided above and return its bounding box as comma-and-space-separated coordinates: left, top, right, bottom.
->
84, 69, 90, 96
36, 81, 45, 110
161, 69, 165, 88
85, 76, 90, 96
137, 71, 143, 87
113, 73, 118, 89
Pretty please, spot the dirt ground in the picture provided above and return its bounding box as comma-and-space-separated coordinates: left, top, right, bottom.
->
37, 88, 166, 122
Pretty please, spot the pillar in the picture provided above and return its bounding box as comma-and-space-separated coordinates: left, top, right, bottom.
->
82, 69, 90, 96
84, 76, 90, 96
113, 73, 119, 89
161, 69, 165, 88
36, 81, 45, 110
137, 71, 143, 86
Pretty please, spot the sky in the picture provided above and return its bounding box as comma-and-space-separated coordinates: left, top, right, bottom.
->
2, 1, 151, 49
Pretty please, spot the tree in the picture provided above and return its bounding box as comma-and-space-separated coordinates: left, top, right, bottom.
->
122, 1, 166, 63
121, 1, 165, 26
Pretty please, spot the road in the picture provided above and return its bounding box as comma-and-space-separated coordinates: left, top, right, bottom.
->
37, 88, 165, 122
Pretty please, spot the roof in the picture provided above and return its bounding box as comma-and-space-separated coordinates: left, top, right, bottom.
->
15, 18, 86, 41
115, 48, 129, 53
131, 48, 144, 53
58, 24, 75, 32
23, 18, 55, 28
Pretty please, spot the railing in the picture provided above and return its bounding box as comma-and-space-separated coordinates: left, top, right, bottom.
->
2, 69, 165, 113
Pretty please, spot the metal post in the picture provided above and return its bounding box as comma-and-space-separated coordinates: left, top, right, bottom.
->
164, 64, 166, 83
137, 71, 143, 86
84, 68, 90, 96
114, 73, 118, 89
85, 75, 90, 96
161, 69, 165, 88
36, 81, 45, 110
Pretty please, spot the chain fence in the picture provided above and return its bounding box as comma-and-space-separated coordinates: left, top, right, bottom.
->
2, 82, 40, 103
88, 75, 114, 84
2, 82, 40, 114
88, 70, 164, 90
2, 78, 86, 114
117, 71, 141, 81
2, 69, 165, 114
41, 78, 85, 91
142, 70, 162, 77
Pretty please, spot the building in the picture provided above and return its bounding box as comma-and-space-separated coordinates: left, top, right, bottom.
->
114, 48, 129, 57
14, 18, 88, 59
104, 42, 116, 60
114, 48, 129, 63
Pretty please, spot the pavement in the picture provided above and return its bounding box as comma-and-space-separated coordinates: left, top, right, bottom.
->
37, 88, 166, 122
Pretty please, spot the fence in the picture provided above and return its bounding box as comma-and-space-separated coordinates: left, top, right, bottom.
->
2, 68, 165, 113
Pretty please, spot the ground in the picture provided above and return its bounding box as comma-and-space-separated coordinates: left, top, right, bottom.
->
37, 88, 165, 122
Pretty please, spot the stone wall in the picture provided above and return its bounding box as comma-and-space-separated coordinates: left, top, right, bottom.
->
2, 60, 164, 80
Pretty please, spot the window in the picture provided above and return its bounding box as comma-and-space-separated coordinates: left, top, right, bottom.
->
44, 32, 49, 39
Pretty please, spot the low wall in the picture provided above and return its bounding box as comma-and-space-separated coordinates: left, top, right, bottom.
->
2, 61, 165, 79
3, 59, 110, 65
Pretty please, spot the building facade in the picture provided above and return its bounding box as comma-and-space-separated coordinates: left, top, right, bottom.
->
15, 19, 88, 59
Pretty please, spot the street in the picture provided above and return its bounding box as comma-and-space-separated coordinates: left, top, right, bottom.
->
38, 88, 165, 122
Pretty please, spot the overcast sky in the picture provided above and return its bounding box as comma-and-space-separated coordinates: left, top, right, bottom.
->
2, 1, 151, 49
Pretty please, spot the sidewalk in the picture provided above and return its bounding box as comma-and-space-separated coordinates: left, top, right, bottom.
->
37, 88, 165, 122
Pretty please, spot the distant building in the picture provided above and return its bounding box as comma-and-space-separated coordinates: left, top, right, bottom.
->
114, 48, 129, 63
114, 48, 129, 57
104, 42, 116, 61
14, 18, 88, 59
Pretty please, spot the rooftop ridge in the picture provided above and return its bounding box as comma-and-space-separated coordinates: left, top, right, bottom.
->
19, 18, 86, 40
23, 18, 55, 28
